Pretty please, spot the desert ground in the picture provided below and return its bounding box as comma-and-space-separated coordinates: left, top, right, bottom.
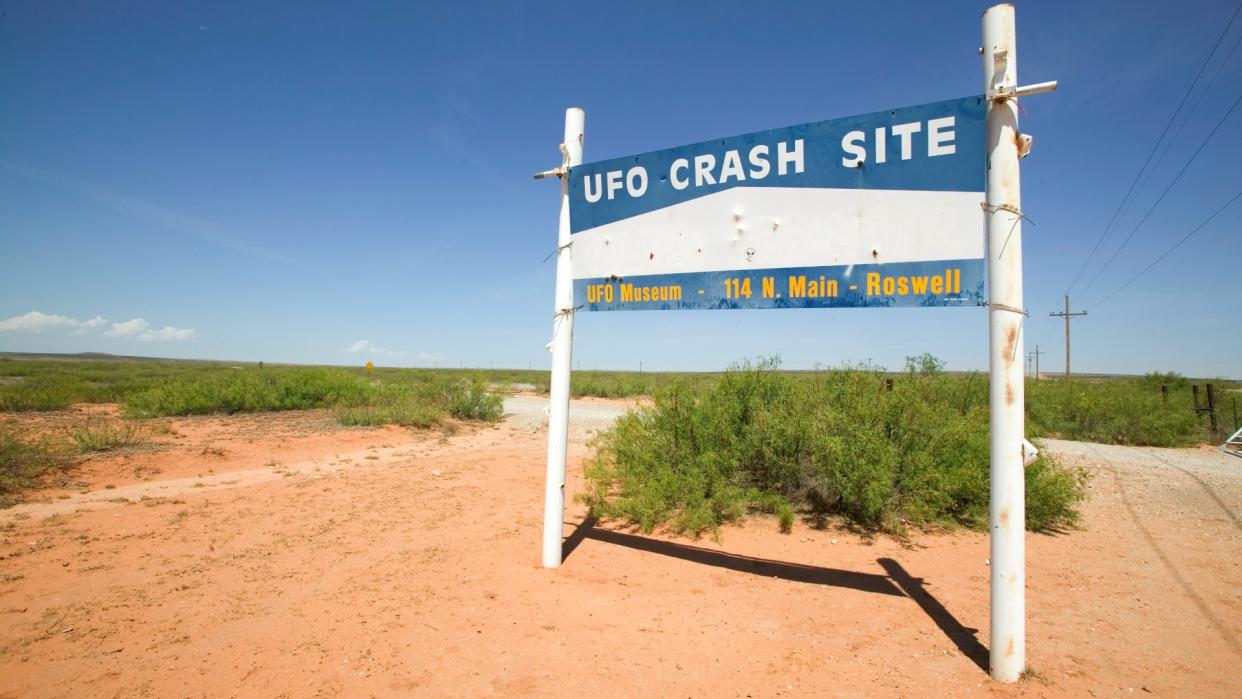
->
1, 396, 1239, 698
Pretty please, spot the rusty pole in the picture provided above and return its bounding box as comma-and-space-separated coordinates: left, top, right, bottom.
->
984, 4, 1026, 682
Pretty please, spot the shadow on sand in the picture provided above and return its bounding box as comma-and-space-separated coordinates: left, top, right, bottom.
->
563, 516, 989, 672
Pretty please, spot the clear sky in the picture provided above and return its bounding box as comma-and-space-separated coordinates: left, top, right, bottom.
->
1, 1, 1239, 378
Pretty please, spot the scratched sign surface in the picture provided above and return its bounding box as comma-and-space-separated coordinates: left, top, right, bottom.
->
569, 96, 986, 311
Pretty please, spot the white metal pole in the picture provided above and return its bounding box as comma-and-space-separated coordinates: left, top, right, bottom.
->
983, 3, 1025, 682
542, 107, 584, 569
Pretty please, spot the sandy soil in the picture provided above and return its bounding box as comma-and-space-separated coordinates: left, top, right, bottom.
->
1, 399, 1239, 698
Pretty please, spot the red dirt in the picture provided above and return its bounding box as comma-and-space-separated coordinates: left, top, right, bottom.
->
1, 407, 1239, 698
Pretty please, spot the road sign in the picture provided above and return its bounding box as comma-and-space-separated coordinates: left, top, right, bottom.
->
538, 4, 1056, 684
568, 96, 986, 311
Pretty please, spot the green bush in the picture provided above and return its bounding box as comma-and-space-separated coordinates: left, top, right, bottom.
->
1026, 378, 1204, 446
582, 358, 1089, 536
124, 367, 369, 417
0, 376, 85, 411
441, 377, 505, 421
0, 360, 513, 432
1024, 456, 1089, 532
335, 401, 444, 429
334, 375, 503, 428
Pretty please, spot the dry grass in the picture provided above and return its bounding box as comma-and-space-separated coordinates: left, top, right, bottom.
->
70, 419, 150, 453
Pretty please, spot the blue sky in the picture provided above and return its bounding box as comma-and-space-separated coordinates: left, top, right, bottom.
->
1, 1, 1239, 377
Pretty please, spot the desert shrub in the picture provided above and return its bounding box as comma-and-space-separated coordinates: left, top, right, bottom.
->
124, 368, 369, 416
333, 375, 503, 428
776, 501, 795, 534
0, 360, 233, 410
0, 428, 70, 506
444, 377, 504, 421
335, 400, 443, 429
1024, 456, 1090, 532
905, 353, 946, 375
1026, 378, 1204, 447
582, 358, 1088, 536
0, 376, 86, 411
71, 419, 151, 452
1138, 371, 1189, 391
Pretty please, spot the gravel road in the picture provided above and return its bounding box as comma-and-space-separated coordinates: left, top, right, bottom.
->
502, 394, 635, 439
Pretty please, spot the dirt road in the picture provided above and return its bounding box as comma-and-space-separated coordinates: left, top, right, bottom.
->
1, 399, 1239, 697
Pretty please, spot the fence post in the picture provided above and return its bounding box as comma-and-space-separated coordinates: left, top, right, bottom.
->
983, 3, 1026, 683
1206, 383, 1218, 435
542, 108, 585, 568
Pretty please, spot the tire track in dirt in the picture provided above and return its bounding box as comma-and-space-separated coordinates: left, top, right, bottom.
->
1084, 442, 1242, 658
0, 442, 427, 522
1137, 447, 1242, 533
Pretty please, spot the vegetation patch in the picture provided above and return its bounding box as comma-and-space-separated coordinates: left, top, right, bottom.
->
0, 375, 86, 411
581, 357, 1090, 537
0, 357, 1230, 446
1026, 373, 1208, 447
71, 420, 151, 453
0, 359, 515, 505
335, 375, 503, 428
0, 428, 71, 507
123, 367, 369, 416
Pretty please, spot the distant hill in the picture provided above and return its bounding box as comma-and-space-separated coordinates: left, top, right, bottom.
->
0, 351, 216, 364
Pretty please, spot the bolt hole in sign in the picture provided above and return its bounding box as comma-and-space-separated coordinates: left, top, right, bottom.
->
571, 96, 985, 311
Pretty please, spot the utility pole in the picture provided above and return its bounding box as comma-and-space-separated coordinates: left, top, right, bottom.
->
1049, 295, 1087, 383
1032, 345, 1044, 381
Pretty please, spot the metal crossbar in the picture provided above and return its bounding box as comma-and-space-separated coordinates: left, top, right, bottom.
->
1222, 426, 1242, 459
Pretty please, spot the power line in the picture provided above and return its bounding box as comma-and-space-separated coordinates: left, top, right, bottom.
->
1063, 3, 1242, 296
1135, 28, 1242, 200
1034, 313, 1055, 348
1089, 189, 1242, 310
1077, 86, 1242, 298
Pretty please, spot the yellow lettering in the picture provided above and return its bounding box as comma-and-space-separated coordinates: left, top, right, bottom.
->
619, 283, 682, 303
789, 275, 806, 297
866, 273, 880, 295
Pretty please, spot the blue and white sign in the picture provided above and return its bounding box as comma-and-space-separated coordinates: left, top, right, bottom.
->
569, 96, 986, 311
